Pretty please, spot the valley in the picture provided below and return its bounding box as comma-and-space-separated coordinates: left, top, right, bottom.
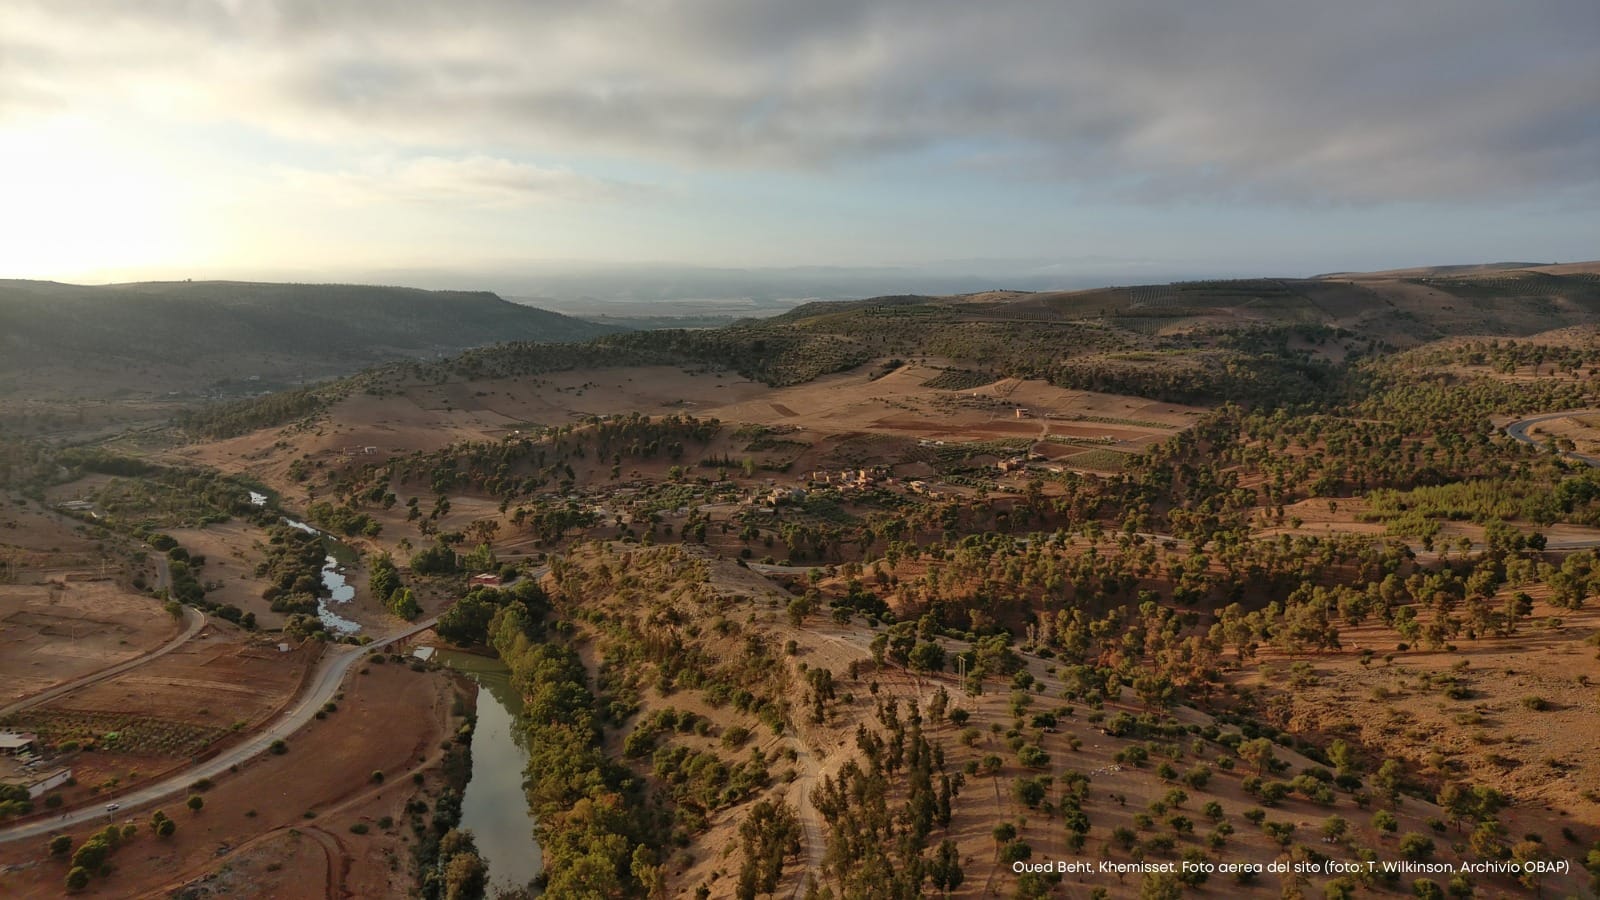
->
3, 264, 1600, 898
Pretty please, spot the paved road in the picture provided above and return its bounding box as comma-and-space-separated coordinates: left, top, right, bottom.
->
1504, 409, 1600, 467
0, 616, 438, 844
0, 606, 205, 720
0, 562, 559, 844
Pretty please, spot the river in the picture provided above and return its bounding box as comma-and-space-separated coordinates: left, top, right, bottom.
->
433, 647, 543, 895
281, 517, 362, 635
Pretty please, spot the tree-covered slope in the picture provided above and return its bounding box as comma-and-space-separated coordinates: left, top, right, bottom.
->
0, 279, 622, 394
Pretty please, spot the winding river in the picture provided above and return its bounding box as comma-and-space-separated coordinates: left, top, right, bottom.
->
281, 517, 362, 635
433, 647, 543, 895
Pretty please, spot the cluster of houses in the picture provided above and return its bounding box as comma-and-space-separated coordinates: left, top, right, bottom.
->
806, 467, 888, 493
763, 486, 807, 507
996, 452, 1050, 474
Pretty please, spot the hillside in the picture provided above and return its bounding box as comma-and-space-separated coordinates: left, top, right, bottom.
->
402, 269, 1598, 409
11, 260, 1600, 898
0, 280, 621, 401
117, 263, 1600, 444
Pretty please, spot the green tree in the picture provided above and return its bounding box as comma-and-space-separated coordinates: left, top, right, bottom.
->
1373, 758, 1405, 804
930, 838, 964, 894
443, 849, 488, 900
1398, 833, 1435, 861
1238, 737, 1276, 775
909, 640, 946, 673
70, 838, 109, 871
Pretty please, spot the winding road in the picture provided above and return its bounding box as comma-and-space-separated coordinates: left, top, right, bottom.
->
1504, 409, 1600, 467
0, 560, 553, 845
0, 615, 437, 844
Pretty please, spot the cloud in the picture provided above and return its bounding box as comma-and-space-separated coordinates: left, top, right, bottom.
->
3, 0, 1597, 204
273, 155, 650, 207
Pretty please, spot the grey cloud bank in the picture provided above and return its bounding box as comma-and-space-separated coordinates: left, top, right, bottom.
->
4, 0, 1597, 205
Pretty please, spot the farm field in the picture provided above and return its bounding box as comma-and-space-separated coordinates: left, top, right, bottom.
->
0, 582, 177, 706
0, 657, 462, 899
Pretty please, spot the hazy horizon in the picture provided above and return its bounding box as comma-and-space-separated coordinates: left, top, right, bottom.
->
3, 1, 1597, 286
16, 255, 1585, 314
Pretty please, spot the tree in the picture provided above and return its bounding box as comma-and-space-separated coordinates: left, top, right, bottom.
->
442, 849, 488, 900
1373, 758, 1404, 804
1140, 872, 1183, 900
65, 866, 91, 893
1238, 737, 1276, 776
735, 800, 800, 897
1469, 820, 1505, 859
1398, 833, 1435, 861
49, 834, 72, 857
390, 587, 420, 620
1017, 744, 1050, 769
187, 794, 204, 814
930, 839, 964, 895
909, 640, 946, 673
1412, 879, 1444, 900
1328, 738, 1359, 775
70, 838, 109, 871
1133, 672, 1176, 710
1436, 782, 1467, 831
926, 686, 950, 725
1013, 777, 1047, 808
1511, 839, 1547, 894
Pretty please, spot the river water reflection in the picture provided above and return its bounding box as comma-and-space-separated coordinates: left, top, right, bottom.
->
433, 647, 542, 895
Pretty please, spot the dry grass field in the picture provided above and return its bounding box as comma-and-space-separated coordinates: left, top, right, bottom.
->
0, 659, 462, 899
0, 582, 177, 705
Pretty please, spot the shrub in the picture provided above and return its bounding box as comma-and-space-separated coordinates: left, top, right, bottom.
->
1398, 832, 1435, 861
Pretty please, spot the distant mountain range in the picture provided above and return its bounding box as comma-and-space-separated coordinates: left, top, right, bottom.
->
0, 280, 620, 399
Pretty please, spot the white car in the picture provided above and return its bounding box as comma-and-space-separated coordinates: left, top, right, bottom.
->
104, 803, 120, 812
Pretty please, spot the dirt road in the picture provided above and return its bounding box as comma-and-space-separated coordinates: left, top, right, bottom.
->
0, 615, 437, 845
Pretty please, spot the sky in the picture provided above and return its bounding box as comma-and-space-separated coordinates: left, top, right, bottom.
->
2, 0, 1597, 288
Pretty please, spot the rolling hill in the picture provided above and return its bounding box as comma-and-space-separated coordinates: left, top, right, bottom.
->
387, 265, 1600, 412
0, 279, 622, 400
